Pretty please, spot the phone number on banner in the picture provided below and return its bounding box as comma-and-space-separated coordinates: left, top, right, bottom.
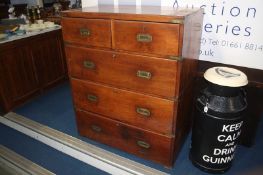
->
200, 37, 263, 52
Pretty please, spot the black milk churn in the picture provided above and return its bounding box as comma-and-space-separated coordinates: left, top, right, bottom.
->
190, 67, 248, 173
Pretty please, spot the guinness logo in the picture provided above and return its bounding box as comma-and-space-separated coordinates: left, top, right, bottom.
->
215, 68, 241, 78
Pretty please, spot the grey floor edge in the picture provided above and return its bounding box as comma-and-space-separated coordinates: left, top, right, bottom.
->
0, 145, 55, 175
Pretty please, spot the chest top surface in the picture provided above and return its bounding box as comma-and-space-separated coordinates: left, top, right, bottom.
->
61, 5, 201, 22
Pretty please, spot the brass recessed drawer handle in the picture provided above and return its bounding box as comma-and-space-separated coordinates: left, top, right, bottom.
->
91, 125, 102, 133
137, 140, 150, 149
137, 70, 152, 79
87, 94, 98, 102
83, 60, 95, 69
80, 28, 90, 36
136, 34, 152, 42
136, 107, 151, 117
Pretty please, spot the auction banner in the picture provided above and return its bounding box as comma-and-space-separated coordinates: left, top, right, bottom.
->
82, 0, 263, 70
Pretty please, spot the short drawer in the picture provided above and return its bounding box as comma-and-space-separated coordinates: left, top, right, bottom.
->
61, 18, 111, 48
66, 46, 178, 98
113, 20, 180, 57
71, 79, 176, 135
76, 110, 174, 166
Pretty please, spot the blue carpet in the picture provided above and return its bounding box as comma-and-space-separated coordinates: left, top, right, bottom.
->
1, 82, 262, 175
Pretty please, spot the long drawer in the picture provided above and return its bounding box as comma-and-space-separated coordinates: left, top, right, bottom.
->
61, 18, 111, 48
113, 20, 180, 57
66, 46, 179, 98
76, 109, 174, 166
71, 79, 176, 135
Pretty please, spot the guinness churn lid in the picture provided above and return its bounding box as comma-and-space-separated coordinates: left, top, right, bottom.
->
204, 67, 248, 87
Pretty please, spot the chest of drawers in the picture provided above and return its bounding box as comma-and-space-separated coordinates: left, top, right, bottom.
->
61, 5, 203, 166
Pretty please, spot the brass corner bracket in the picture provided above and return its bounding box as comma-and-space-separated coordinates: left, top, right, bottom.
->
169, 56, 183, 61
170, 19, 184, 24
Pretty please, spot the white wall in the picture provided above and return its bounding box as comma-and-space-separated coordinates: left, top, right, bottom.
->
82, 0, 98, 7
82, 0, 263, 70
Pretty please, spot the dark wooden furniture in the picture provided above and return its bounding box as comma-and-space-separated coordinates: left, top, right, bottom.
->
0, 2, 26, 19
61, 5, 203, 166
0, 0, 9, 19
0, 0, 10, 4
0, 29, 67, 113
13, 4, 27, 17
0, 5, 8, 19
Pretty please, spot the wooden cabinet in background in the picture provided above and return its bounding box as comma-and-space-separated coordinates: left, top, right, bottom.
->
30, 31, 66, 88
0, 44, 39, 111
0, 30, 67, 113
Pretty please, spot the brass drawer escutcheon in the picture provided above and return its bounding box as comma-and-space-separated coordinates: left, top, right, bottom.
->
83, 60, 95, 69
136, 34, 152, 42
136, 107, 151, 117
91, 125, 102, 132
137, 140, 151, 149
87, 94, 98, 102
137, 70, 152, 79
80, 28, 90, 36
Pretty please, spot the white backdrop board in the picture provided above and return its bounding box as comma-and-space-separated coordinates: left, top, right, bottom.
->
82, 0, 263, 70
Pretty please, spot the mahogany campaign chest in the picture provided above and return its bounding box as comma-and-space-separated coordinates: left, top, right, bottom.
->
61, 5, 203, 166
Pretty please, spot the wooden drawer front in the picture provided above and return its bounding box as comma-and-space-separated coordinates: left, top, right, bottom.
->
113, 20, 180, 57
61, 18, 111, 48
71, 79, 176, 135
66, 46, 178, 98
76, 110, 174, 166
